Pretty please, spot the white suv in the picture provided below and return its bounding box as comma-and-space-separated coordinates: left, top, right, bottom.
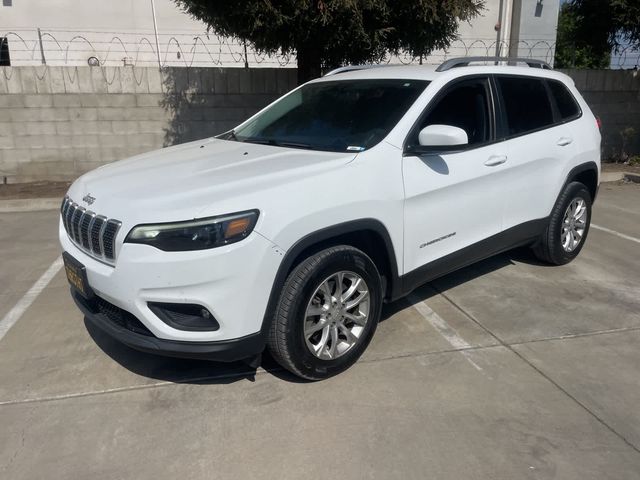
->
60, 57, 601, 380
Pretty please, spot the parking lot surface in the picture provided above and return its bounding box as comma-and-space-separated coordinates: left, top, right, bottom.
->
1, 182, 639, 479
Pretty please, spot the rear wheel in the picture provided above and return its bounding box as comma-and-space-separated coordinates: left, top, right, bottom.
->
533, 181, 592, 265
267, 245, 382, 380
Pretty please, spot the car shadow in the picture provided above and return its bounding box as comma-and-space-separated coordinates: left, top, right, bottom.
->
383, 245, 547, 313
86, 246, 542, 383
85, 319, 307, 385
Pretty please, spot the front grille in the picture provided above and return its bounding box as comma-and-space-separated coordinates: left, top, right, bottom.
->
61, 196, 122, 265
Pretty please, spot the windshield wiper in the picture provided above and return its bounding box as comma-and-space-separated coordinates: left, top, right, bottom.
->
241, 137, 271, 145
241, 138, 316, 150
217, 130, 238, 141
277, 141, 316, 150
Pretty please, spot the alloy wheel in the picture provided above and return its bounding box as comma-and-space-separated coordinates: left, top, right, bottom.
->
303, 271, 370, 360
561, 197, 588, 252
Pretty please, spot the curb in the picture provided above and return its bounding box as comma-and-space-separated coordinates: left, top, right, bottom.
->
601, 171, 624, 183
0, 197, 61, 213
600, 172, 640, 184
624, 173, 640, 183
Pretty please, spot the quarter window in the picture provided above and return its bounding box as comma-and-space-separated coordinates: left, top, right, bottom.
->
548, 80, 581, 121
497, 76, 554, 136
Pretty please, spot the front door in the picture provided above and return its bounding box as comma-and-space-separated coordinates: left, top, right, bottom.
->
402, 76, 505, 275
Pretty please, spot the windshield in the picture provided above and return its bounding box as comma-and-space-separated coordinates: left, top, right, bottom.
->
223, 79, 429, 152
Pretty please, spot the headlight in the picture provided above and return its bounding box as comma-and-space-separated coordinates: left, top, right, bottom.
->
125, 210, 259, 251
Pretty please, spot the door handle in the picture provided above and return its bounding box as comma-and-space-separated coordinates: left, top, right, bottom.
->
484, 155, 507, 167
557, 137, 573, 146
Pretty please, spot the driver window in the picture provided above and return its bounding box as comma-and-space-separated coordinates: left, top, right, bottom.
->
417, 78, 491, 147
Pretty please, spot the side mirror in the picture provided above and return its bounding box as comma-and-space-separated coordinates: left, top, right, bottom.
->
418, 124, 468, 148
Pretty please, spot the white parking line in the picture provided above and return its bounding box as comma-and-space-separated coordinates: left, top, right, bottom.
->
0, 256, 63, 342
591, 224, 640, 245
407, 293, 483, 371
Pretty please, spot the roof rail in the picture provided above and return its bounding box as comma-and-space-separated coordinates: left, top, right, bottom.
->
436, 56, 552, 72
323, 64, 389, 76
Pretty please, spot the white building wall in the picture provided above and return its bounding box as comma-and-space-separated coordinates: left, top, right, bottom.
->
509, 0, 560, 62
1, 0, 558, 67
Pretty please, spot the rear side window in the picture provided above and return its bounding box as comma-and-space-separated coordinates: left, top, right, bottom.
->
547, 80, 581, 121
497, 76, 554, 137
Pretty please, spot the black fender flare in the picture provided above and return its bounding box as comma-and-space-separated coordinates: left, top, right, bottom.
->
259, 218, 400, 338
562, 161, 599, 200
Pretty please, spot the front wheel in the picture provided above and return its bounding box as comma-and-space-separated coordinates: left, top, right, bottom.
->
533, 181, 592, 265
267, 245, 382, 380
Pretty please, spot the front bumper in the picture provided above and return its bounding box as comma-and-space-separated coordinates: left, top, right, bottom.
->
60, 217, 283, 345
72, 290, 265, 361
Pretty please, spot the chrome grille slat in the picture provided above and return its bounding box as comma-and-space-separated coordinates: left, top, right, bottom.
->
66, 201, 76, 236
60, 198, 69, 230
87, 215, 96, 252
103, 220, 122, 260
61, 197, 70, 220
98, 218, 107, 258
90, 216, 106, 255
75, 207, 86, 244
80, 212, 94, 249
63, 199, 73, 233
65, 202, 75, 236
69, 207, 81, 243
60, 196, 122, 265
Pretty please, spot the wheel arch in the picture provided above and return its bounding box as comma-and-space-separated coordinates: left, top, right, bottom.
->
260, 219, 400, 337
564, 161, 599, 202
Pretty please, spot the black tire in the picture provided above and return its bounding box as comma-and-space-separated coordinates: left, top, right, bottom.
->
533, 181, 592, 265
267, 245, 382, 380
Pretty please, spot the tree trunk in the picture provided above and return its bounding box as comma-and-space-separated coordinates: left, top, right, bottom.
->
296, 47, 322, 85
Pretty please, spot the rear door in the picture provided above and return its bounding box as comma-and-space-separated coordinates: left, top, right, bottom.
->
494, 75, 580, 230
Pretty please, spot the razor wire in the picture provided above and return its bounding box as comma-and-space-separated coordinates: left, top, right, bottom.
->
0, 29, 638, 70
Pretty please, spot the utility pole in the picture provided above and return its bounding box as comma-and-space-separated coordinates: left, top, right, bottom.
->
495, 0, 514, 59
37, 28, 46, 65
150, 0, 162, 70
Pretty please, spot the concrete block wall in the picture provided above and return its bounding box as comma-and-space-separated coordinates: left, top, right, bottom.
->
0, 67, 638, 182
561, 69, 640, 159
0, 66, 296, 182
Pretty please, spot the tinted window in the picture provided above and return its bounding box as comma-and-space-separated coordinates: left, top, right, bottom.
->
497, 77, 554, 136
417, 78, 491, 146
548, 80, 581, 120
229, 79, 429, 153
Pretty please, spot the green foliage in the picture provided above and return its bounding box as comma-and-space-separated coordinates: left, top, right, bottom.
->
555, 0, 640, 69
554, 3, 610, 68
577, 0, 640, 50
174, 0, 483, 82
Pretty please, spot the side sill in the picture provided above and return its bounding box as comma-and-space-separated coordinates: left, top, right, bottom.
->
396, 217, 548, 299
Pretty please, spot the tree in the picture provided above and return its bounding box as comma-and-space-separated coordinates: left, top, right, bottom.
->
554, 2, 610, 68
174, 0, 483, 83
554, 0, 640, 69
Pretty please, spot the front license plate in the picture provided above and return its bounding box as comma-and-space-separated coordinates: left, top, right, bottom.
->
63, 252, 94, 299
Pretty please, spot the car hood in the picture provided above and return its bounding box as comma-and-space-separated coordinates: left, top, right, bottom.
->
67, 138, 357, 224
